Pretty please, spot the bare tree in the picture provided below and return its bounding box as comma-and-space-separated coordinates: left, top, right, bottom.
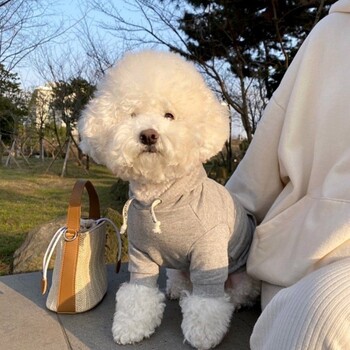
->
0, 0, 70, 70
81, 0, 267, 179
86, 0, 266, 143
74, 17, 118, 81
87, 0, 333, 142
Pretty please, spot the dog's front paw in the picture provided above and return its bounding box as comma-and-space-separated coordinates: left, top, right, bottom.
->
180, 293, 234, 350
112, 283, 165, 344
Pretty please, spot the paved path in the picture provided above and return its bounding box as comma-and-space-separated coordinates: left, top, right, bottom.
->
0, 264, 260, 349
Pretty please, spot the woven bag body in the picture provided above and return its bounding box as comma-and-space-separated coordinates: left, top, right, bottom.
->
46, 221, 107, 312
44, 180, 108, 313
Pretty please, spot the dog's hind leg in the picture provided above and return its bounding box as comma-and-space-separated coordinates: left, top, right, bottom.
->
112, 283, 166, 345
166, 269, 192, 300
225, 270, 261, 310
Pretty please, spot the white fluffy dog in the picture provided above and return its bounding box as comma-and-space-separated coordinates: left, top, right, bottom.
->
78, 50, 260, 349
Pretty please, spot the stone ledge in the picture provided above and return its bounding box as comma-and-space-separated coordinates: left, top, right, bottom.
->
0, 264, 260, 349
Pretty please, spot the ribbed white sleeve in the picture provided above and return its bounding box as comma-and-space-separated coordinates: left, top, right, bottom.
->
251, 258, 350, 350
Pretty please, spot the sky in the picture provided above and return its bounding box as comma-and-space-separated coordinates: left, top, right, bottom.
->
13, 0, 143, 90
14, 0, 84, 88
10, 0, 246, 137
12, 0, 189, 91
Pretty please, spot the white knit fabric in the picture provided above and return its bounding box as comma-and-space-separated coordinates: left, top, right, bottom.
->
251, 258, 350, 350
225, 0, 350, 289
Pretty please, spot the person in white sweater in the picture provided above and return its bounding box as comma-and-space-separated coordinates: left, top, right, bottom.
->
226, 0, 350, 348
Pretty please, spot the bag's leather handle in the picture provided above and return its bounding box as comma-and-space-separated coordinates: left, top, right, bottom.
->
65, 180, 100, 239
57, 179, 101, 313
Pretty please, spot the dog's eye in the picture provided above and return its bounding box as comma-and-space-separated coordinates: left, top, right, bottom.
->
164, 112, 174, 120
131, 112, 137, 118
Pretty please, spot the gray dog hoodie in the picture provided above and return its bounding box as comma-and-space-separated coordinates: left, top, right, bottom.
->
122, 166, 254, 297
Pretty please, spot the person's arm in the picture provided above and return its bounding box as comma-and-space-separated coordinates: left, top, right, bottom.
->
226, 97, 286, 224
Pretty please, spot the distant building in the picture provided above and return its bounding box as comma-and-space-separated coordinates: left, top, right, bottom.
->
30, 83, 66, 128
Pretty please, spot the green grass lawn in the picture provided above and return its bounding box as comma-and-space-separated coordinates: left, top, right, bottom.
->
0, 157, 127, 275
0, 154, 231, 276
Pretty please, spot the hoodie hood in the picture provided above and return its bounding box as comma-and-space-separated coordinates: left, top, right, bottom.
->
120, 166, 208, 234
130, 166, 208, 209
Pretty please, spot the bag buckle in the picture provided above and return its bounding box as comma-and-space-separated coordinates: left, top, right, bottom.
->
64, 229, 78, 241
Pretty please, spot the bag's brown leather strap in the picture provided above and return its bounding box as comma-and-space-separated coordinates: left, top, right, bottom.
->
66, 180, 100, 238
57, 179, 100, 313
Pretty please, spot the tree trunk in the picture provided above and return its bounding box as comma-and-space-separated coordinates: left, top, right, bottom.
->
0, 135, 4, 167
60, 138, 71, 177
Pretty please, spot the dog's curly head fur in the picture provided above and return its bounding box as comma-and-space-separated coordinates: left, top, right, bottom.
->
78, 50, 229, 184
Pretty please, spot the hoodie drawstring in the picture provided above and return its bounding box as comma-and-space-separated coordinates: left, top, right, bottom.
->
120, 197, 135, 234
150, 199, 162, 233
120, 197, 162, 234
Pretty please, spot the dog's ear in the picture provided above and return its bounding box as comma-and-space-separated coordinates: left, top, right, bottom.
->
78, 90, 116, 166
197, 98, 230, 163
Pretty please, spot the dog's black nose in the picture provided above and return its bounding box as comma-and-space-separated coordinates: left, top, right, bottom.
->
139, 129, 159, 145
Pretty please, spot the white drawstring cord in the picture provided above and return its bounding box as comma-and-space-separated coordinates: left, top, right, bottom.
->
120, 197, 162, 234
96, 217, 122, 266
42, 226, 67, 294
150, 198, 162, 233
120, 197, 135, 234
120, 197, 163, 234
